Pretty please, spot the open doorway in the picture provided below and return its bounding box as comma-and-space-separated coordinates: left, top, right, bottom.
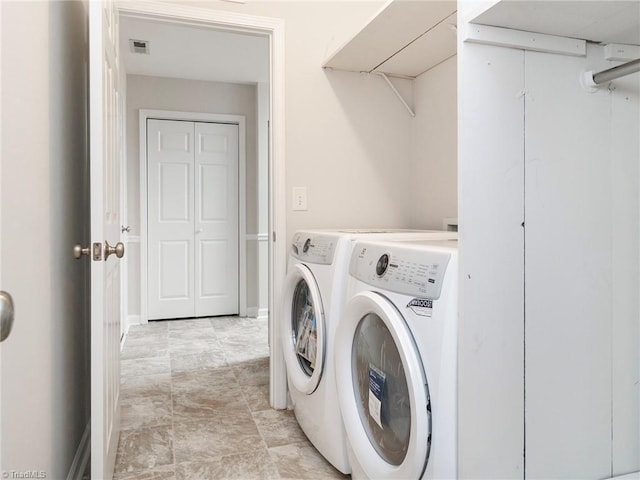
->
114, 2, 287, 412
117, 17, 270, 328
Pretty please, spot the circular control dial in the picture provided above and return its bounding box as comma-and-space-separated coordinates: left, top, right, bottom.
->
376, 253, 390, 277
303, 238, 311, 253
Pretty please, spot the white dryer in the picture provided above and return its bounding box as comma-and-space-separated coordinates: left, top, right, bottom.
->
334, 239, 458, 479
281, 230, 457, 474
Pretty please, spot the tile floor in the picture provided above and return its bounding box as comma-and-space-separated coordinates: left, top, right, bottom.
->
114, 316, 349, 480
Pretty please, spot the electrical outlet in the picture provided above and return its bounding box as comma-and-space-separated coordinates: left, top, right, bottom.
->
292, 187, 308, 211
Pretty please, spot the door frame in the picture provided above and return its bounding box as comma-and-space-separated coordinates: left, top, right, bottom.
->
119, 91, 128, 341
117, 0, 287, 409
140, 110, 247, 322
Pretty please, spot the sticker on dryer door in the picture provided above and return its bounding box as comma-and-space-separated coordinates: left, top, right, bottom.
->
368, 364, 386, 429
407, 298, 433, 317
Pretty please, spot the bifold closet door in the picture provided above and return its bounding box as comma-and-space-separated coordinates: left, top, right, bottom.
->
194, 121, 239, 317
147, 119, 239, 320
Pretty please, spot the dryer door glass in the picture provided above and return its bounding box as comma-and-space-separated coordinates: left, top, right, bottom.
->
291, 279, 318, 376
352, 312, 411, 465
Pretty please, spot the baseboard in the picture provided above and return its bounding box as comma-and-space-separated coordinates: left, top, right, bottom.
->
66, 422, 90, 480
121, 315, 141, 349
246, 307, 268, 320
126, 314, 141, 333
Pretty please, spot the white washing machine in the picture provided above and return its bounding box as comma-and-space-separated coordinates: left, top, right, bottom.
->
334, 238, 458, 479
281, 230, 457, 474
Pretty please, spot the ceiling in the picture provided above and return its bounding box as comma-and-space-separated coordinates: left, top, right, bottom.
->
119, 16, 269, 84
472, 1, 640, 45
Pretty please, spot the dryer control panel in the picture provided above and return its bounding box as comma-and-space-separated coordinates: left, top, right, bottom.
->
291, 232, 337, 265
350, 241, 451, 299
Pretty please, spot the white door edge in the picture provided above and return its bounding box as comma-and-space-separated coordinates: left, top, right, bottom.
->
119, 92, 128, 340
118, 1, 287, 409
140, 111, 247, 322
0, 2, 4, 472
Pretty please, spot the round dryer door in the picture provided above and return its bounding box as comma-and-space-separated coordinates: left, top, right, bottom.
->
281, 263, 326, 394
335, 290, 432, 479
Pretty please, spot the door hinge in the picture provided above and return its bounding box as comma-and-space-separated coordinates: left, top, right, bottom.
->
272, 231, 276, 242
93, 242, 103, 261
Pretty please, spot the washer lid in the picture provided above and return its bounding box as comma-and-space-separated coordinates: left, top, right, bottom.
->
281, 263, 326, 394
336, 291, 431, 479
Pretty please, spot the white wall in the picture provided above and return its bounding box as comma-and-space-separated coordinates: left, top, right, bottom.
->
127, 1, 456, 318
125, 75, 260, 316
411, 56, 458, 229
126, 75, 258, 235
182, 1, 421, 241
458, 4, 640, 477
0, 1, 90, 477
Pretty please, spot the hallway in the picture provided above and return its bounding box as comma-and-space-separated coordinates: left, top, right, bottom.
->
114, 317, 348, 479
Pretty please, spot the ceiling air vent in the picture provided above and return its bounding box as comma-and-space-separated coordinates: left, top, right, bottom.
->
129, 39, 150, 55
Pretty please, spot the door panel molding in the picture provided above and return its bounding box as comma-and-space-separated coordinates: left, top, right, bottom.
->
141, 110, 246, 322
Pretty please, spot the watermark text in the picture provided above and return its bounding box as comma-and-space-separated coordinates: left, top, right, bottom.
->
2, 471, 47, 479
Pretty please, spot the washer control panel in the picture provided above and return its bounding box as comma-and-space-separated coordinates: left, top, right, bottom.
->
291, 232, 337, 265
350, 241, 451, 299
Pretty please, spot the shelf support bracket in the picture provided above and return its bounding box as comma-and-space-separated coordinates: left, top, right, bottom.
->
375, 72, 415, 117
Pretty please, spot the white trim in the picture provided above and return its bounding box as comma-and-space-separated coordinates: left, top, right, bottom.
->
246, 233, 269, 241
127, 235, 141, 243
123, 314, 141, 343
119, 90, 128, 341
118, 0, 287, 410
117, 1, 283, 33
139, 109, 248, 321
465, 24, 586, 57
604, 43, 640, 62
257, 307, 269, 321
120, 315, 141, 351
66, 422, 91, 480
268, 7, 288, 411
0, 2, 3, 469
247, 306, 269, 320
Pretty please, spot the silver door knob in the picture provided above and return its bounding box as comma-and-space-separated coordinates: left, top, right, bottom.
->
104, 240, 125, 260
0, 291, 15, 342
73, 244, 90, 259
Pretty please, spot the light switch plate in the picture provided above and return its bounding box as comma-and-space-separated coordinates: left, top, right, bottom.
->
292, 187, 308, 211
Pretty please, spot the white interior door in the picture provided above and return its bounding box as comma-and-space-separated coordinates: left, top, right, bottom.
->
148, 119, 239, 320
194, 122, 239, 316
147, 119, 196, 319
90, 1, 122, 477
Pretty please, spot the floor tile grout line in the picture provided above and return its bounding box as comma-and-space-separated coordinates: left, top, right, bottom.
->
118, 316, 335, 479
